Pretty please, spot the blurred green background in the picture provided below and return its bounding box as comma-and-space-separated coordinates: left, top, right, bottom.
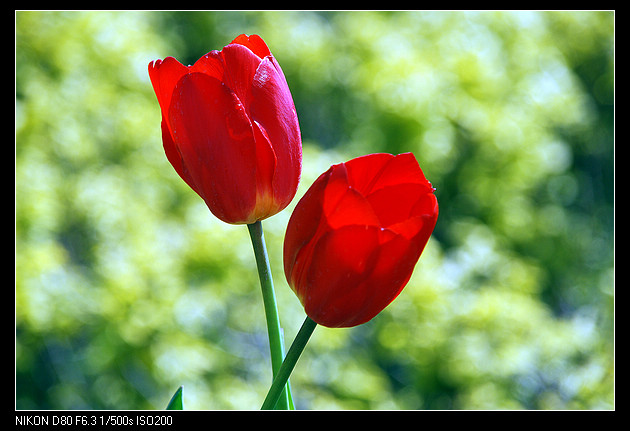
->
16, 11, 614, 410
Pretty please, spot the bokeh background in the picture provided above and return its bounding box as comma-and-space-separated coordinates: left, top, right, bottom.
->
16, 11, 614, 410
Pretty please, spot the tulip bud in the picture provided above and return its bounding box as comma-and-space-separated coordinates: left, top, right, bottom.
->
149, 34, 302, 224
283, 153, 438, 328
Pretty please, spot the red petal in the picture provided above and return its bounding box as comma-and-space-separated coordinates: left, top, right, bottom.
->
319, 163, 378, 229
250, 57, 302, 204
347, 152, 433, 197
168, 72, 257, 224
372, 153, 432, 191
391, 193, 438, 245
219, 43, 263, 111
365, 183, 430, 228
252, 121, 276, 191
412, 191, 439, 219
344, 153, 394, 196
385, 216, 426, 243
326, 184, 380, 230
284, 169, 331, 293
148, 57, 189, 120
320, 163, 352, 214
160, 117, 196, 192
189, 50, 224, 81
356, 232, 420, 324
249, 120, 279, 220
306, 227, 424, 328
302, 225, 380, 327
230, 34, 271, 59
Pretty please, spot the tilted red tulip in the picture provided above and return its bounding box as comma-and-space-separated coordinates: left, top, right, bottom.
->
283, 153, 438, 328
148, 34, 302, 224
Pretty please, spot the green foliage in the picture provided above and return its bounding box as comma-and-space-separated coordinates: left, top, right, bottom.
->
16, 11, 613, 410
166, 386, 184, 410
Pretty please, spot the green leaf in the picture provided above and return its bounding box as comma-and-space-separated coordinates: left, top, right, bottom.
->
166, 386, 184, 410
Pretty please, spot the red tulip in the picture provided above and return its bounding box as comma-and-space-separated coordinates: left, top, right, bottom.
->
148, 34, 302, 224
283, 153, 438, 328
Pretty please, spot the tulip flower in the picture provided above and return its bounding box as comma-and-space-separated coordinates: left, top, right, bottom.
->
148, 34, 302, 224
283, 153, 438, 328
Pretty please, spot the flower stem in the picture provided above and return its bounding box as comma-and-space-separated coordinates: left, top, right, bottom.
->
261, 316, 317, 410
247, 220, 291, 410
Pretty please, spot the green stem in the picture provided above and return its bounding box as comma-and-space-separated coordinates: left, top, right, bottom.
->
247, 221, 291, 410
261, 316, 317, 410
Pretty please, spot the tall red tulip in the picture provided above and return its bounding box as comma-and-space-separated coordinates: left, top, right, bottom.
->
284, 153, 438, 328
148, 34, 302, 224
